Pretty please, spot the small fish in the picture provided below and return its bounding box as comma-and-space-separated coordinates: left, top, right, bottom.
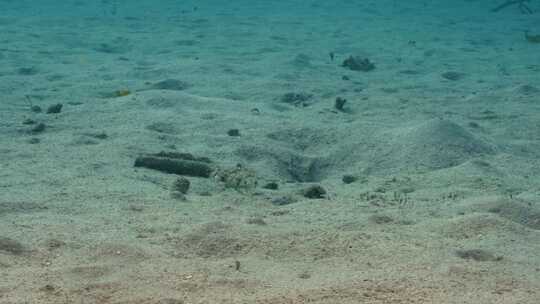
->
524, 31, 540, 43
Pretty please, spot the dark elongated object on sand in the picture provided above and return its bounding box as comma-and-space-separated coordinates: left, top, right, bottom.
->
134, 153, 213, 177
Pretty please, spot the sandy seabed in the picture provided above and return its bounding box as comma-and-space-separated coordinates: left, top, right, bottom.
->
1, 0, 540, 303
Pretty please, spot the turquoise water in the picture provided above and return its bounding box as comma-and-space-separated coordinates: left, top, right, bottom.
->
1, 1, 540, 303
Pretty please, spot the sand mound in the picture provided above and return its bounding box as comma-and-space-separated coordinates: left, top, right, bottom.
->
167, 221, 360, 260
372, 119, 495, 173
235, 127, 341, 182
236, 119, 496, 180
436, 213, 521, 240
236, 145, 332, 182
472, 197, 540, 230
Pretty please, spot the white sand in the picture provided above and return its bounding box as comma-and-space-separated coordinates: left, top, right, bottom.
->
1, 0, 540, 303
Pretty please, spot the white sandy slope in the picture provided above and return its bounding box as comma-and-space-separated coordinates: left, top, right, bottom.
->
1, 0, 540, 303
